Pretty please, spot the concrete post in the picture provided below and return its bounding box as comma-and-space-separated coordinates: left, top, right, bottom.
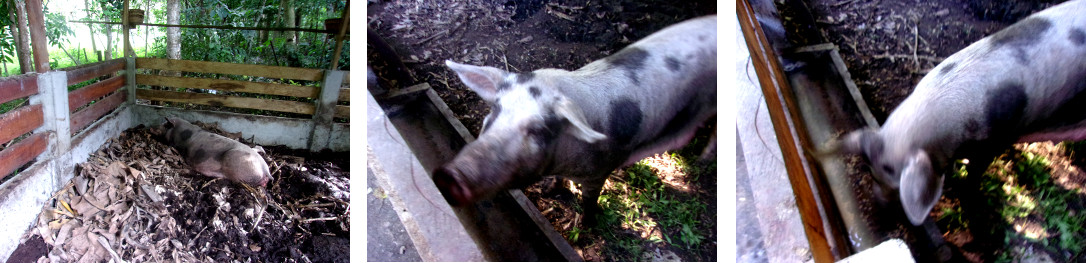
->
308, 70, 344, 152
28, 71, 71, 189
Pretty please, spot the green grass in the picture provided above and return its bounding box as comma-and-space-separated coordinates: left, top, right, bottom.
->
572, 144, 713, 260
948, 144, 1086, 262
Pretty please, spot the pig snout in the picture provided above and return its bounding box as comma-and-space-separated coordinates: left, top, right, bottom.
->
432, 165, 474, 206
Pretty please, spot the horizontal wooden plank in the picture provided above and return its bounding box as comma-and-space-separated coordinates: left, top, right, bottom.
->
136, 58, 323, 81
0, 74, 38, 105
70, 91, 126, 135
0, 104, 43, 145
68, 75, 125, 111
0, 131, 48, 179
136, 88, 315, 115
63, 58, 125, 85
334, 105, 348, 119
136, 74, 318, 98
338, 88, 349, 102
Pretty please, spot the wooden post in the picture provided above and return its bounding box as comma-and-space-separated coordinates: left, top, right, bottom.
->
308, 70, 344, 152
25, 0, 48, 73
737, 0, 849, 261
123, 0, 137, 104
329, 2, 349, 70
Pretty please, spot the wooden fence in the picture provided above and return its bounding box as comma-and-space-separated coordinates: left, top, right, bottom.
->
0, 74, 46, 179
133, 58, 349, 120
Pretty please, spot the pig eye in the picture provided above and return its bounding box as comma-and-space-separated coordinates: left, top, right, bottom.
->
881, 164, 894, 175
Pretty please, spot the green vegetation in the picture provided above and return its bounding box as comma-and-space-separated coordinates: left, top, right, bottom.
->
942, 143, 1086, 262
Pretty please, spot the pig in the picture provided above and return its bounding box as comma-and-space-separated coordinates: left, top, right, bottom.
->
155, 117, 271, 187
433, 15, 716, 225
831, 0, 1086, 226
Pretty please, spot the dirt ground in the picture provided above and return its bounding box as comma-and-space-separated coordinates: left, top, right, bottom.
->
776, 0, 1078, 261
7, 124, 349, 262
368, 0, 715, 261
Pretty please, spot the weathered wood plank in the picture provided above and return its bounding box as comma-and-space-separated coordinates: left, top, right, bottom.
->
68, 75, 125, 111
0, 74, 39, 105
338, 88, 349, 102
136, 58, 323, 81
334, 105, 348, 119
63, 58, 125, 85
136, 88, 315, 115
70, 91, 125, 135
0, 131, 48, 179
0, 104, 43, 145
135, 74, 318, 98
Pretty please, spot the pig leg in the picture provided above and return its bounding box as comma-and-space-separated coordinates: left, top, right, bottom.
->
577, 176, 609, 226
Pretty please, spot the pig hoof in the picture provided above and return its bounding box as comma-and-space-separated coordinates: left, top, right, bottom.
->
433, 166, 473, 206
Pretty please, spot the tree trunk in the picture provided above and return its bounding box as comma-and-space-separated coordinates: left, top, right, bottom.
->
280, 0, 295, 44
167, 0, 179, 60
82, 0, 98, 61
104, 25, 112, 60
12, 0, 32, 73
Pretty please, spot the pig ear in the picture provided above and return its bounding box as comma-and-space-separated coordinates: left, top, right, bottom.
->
445, 60, 508, 102
554, 98, 607, 143
899, 150, 942, 226
163, 117, 174, 129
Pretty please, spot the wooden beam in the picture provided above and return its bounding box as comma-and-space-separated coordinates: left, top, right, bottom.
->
25, 0, 48, 72
0, 104, 42, 145
334, 105, 348, 119
63, 58, 125, 85
70, 90, 125, 135
136, 88, 315, 115
68, 75, 125, 111
135, 74, 318, 98
738, 0, 847, 261
0, 74, 39, 105
136, 58, 323, 81
70, 20, 333, 34
338, 88, 349, 102
0, 131, 48, 179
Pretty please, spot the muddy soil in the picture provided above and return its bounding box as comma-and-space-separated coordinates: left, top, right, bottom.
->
368, 0, 715, 261
775, 0, 1072, 261
9, 124, 349, 262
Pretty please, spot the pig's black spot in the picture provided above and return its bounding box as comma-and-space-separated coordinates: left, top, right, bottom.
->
516, 72, 535, 83
990, 17, 1051, 64
665, 56, 682, 72
939, 62, 957, 76
607, 47, 649, 85
984, 81, 1028, 140
497, 81, 511, 91
990, 17, 1050, 48
179, 130, 193, 141
659, 100, 698, 141
608, 98, 642, 146
528, 114, 562, 146
529, 87, 541, 98
193, 149, 211, 163
1070, 28, 1086, 46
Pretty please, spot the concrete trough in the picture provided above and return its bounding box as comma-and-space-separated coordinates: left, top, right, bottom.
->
366, 83, 581, 261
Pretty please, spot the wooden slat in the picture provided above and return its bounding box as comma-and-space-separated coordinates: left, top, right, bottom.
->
64, 58, 125, 85
136, 88, 315, 115
68, 75, 125, 111
334, 105, 348, 119
338, 88, 349, 102
738, 0, 847, 262
136, 58, 323, 81
0, 74, 39, 105
70, 91, 125, 135
135, 74, 318, 98
0, 131, 48, 179
0, 104, 43, 145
